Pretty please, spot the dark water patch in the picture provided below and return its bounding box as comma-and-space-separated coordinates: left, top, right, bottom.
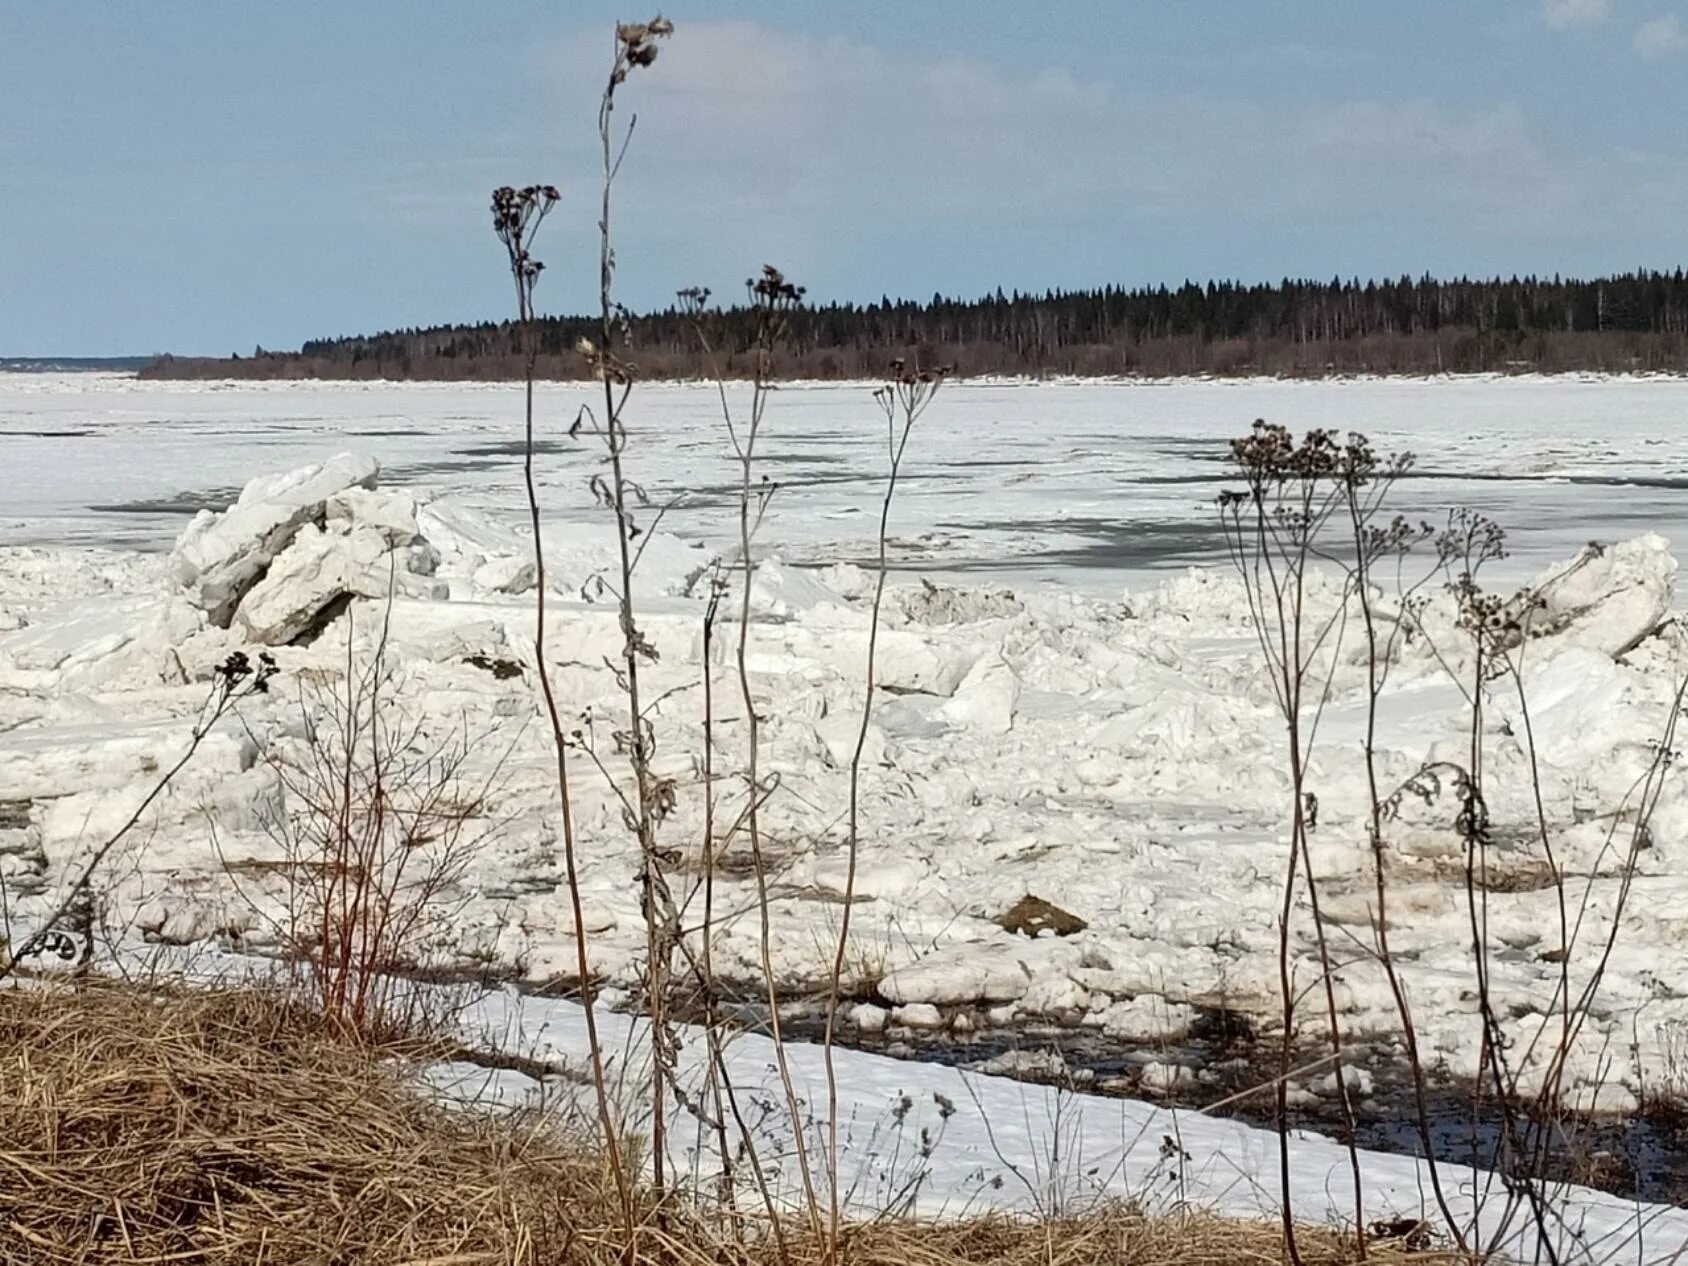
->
454, 439, 578, 458
769, 1006, 1688, 1207
935, 517, 1229, 572
11, 429, 93, 439
383, 458, 500, 481
464, 970, 1688, 1206
686, 470, 970, 501
90, 487, 243, 516
641, 449, 858, 471
1134, 473, 1230, 486
1144, 438, 1231, 461
755, 451, 854, 466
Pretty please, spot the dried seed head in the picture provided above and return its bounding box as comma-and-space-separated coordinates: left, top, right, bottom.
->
749, 264, 805, 307
615, 14, 672, 75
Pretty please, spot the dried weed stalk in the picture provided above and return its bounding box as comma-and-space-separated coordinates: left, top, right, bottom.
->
1218, 423, 1367, 1262
492, 174, 633, 1224
1222, 422, 1686, 1264
682, 268, 825, 1241
822, 359, 948, 1254
578, 12, 684, 1206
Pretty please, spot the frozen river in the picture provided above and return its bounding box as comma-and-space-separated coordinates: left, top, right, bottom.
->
5, 372, 1687, 592
8, 370, 1688, 1256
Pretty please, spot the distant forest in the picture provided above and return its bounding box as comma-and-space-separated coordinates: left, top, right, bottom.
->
142, 270, 1688, 382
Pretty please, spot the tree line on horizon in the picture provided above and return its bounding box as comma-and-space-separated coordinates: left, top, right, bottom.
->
142, 268, 1688, 381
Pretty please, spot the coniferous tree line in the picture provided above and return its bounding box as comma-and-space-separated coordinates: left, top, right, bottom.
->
142, 269, 1688, 381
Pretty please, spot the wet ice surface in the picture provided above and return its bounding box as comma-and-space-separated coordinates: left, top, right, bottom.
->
9, 372, 1688, 591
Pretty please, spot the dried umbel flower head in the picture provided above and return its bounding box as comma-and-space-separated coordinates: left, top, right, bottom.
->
675, 286, 711, 317
613, 15, 673, 82
1227, 419, 1342, 483
748, 265, 804, 309
883, 358, 953, 390
214, 649, 278, 695
1437, 507, 1507, 574
873, 359, 952, 422
490, 184, 560, 236
490, 184, 561, 302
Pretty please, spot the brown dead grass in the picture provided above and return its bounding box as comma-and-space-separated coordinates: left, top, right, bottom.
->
0, 982, 1466, 1265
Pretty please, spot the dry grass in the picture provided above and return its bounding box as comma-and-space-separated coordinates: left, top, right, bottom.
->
0, 982, 611, 1264
0, 982, 1465, 1265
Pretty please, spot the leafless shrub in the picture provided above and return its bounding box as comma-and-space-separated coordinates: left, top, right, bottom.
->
218, 612, 505, 1044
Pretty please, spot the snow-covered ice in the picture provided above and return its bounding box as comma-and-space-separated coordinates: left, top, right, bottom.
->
6, 372, 1688, 1255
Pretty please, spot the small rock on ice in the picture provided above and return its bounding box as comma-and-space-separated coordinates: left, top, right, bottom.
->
996, 894, 1087, 937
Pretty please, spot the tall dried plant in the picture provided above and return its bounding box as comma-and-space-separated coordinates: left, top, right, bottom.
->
575, 13, 684, 1206
681, 270, 826, 1241
821, 361, 947, 1255
1218, 423, 1367, 1263
491, 179, 633, 1229
1224, 423, 1688, 1262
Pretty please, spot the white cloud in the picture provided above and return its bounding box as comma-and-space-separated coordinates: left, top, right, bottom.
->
524, 21, 1688, 302
568, 24, 1570, 216
1635, 14, 1688, 55
1542, 0, 1617, 28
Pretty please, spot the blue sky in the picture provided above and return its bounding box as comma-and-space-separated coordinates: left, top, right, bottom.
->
3, 0, 1685, 355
